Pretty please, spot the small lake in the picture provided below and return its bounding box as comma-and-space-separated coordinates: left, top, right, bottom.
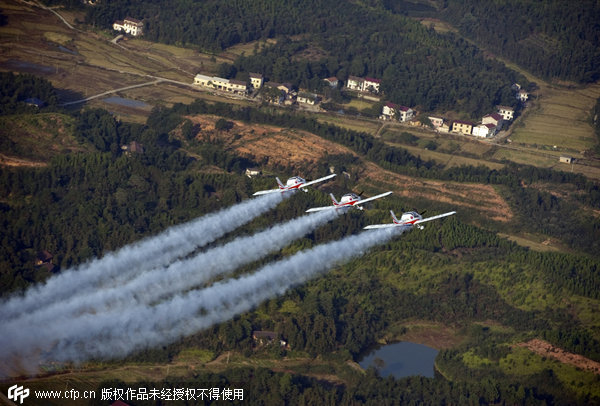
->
103, 96, 150, 109
359, 342, 439, 379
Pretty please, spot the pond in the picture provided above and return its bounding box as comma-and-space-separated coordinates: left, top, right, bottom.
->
359, 342, 439, 379
103, 96, 150, 109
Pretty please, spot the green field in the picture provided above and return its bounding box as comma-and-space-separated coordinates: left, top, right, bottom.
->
510, 83, 600, 152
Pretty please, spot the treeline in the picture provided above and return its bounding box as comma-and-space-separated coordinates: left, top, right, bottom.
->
91, 365, 583, 405
437, 0, 600, 83
0, 72, 58, 115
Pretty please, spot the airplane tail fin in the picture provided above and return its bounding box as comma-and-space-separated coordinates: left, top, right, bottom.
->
330, 193, 339, 206
390, 210, 399, 223
276, 177, 284, 189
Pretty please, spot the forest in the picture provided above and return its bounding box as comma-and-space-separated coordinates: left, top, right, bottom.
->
436, 0, 600, 83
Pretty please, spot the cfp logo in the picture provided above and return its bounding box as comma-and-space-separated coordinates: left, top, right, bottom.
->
8, 384, 30, 404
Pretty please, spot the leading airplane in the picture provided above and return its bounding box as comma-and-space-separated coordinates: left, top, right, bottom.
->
253, 174, 337, 196
306, 191, 392, 212
364, 209, 456, 230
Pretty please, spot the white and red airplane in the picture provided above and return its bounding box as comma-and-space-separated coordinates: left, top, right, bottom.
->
306, 191, 392, 212
253, 174, 336, 196
364, 209, 456, 230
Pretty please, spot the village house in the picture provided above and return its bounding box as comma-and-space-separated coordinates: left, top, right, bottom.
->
497, 105, 514, 121
559, 156, 574, 164
517, 89, 529, 102
252, 331, 287, 347
482, 113, 504, 129
36, 250, 53, 266
245, 168, 261, 178
438, 122, 450, 133
452, 120, 474, 135
297, 91, 319, 105
346, 76, 381, 93
113, 17, 143, 36
121, 140, 144, 155
323, 76, 339, 87
346, 75, 363, 91
472, 123, 497, 138
363, 77, 381, 93
380, 102, 413, 122
249, 73, 264, 89
380, 102, 398, 120
428, 116, 444, 128
193, 74, 248, 95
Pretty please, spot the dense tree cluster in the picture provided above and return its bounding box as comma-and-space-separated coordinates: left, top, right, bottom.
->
437, 0, 600, 83
0, 72, 58, 115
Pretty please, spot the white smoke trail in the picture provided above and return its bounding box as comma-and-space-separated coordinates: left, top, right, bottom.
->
2, 210, 338, 340
0, 193, 284, 322
13, 227, 402, 365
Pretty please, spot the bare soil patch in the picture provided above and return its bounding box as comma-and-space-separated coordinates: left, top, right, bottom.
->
517, 339, 600, 375
361, 162, 513, 222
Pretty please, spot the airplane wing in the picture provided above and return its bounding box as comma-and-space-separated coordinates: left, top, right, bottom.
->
298, 174, 337, 189
414, 211, 456, 224
252, 189, 281, 196
354, 191, 393, 207
305, 205, 337, 213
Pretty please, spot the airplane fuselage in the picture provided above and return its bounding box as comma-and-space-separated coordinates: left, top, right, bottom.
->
395, 211, 422, 225
281, 176, 306, 191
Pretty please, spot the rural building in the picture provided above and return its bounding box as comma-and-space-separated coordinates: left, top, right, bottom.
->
518, 89, 529, 102
482, 113, 503, 128
249, 73, 264, 89
346, 76, 381, 93
245, 168, 261, 178
559, 156, 574, 164
24, 98, 45, 108
381, 102, 413, 122
193, 74, 248, 95
380, 102, 398, 120
452, 120, 474, 135
428, 116, 444, 128
121, 141, 144, 155
36, 250, 53, 266
438, 123, 450, 133
277, 83, 294, 94
472, 123, 497, 138
363, 77, 381, 93
323, 76, 339, 87
497, 105, 514, 121
252, 331, 287, 347
297, 92, 319, 105
346, 75, 363, 91
113, 17, 143, 36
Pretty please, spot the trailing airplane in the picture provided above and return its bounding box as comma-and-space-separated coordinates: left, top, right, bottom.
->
253, 174, 337, 196
306, 191, 392, 212
364, 209, 456, 230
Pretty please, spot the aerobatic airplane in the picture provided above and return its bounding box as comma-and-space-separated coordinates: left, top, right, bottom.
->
253, 174, 337, 196
364, 209, 456, 230
306, 191, 392, 212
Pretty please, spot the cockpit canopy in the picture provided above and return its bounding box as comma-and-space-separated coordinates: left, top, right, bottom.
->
286, 176, 305, 187
340, 193, 360, 203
